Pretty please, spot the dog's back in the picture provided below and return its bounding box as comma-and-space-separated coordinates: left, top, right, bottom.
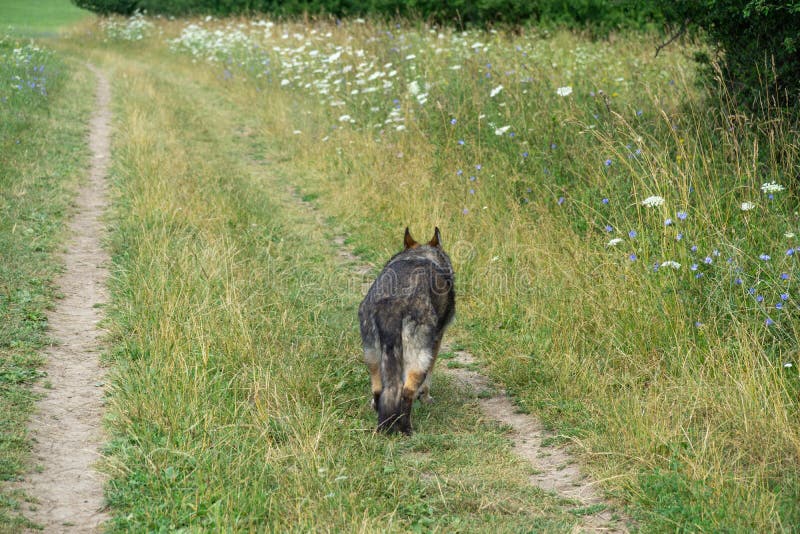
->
359, 227, 455, 434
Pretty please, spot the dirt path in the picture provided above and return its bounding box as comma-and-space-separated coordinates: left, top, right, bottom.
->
16, 64, 111, 532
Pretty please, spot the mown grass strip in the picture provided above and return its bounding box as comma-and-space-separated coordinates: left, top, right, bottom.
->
0, 40, 94, 529
0, 0, 92, 37
86, 43, 590, 531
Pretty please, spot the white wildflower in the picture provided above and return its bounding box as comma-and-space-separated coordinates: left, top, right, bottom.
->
556, 86, 573, 97
761, 181, 785, 193
407, 80, 420, 96
660, 260, 681, 270
641, 195, 665, 208
494, 125, 511, 136
741, 201, 755, 211
489, 85, 503, 98
338, 114, 352, 122
785, 232, 796, 238
606, 238, 623, 247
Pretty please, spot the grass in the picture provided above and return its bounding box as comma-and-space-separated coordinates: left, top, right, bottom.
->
49, 39, 592, 531
149, 14, 799, 531
0, 10, 795, 531
0, 37, 94, 529
0, 0, 92, 37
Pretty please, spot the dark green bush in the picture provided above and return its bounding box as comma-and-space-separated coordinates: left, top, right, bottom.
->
657, 1, 800, 113
72, 0, 667, 31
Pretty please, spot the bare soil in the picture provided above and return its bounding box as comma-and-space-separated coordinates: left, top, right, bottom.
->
15, 64, 111, 533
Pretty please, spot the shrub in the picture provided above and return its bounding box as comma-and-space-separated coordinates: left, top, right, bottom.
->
657, 0, 800, 113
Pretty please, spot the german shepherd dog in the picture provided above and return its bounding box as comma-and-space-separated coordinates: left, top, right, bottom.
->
358, 227, 455, 434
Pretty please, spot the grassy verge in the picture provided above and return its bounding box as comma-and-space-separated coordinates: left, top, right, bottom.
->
0, 38, 94, 529
63, 40, 594, 531
148, 16, 799, 532
0, 0, 92, 37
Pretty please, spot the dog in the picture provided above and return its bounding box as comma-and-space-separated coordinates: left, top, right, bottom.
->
358, 227, 455, 434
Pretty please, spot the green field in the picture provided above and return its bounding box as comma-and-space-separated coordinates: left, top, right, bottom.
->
0, 0, 91, 36
1, 7, 799, 532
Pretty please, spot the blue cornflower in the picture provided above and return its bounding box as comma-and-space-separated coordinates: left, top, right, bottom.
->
695, 321, 702, 327
786, 248, 794, 256
759, 254, 771, 261
629, 230, 637, 238
691, 245, 697, 253
756, 295, 764, 303
558, 197, 565, 205
602, 198, 609, 204
781, 273, 789, 280
734, 277, 742, 285
677, 211, 688, 221
636, 109, 643, 116
690, 264, 698, 271
629, 253, 637, 261
665, 218, 673, 226
462, 208, 469, 215
704, 256, 713, 264
676, 233, 683, 241
469, 189, 475, 195
766, 317, 774, 326
605, 225, 613, 232
653, 263, 660, 271
696, 272, 704, 279
712, 250, 720, 257
748, 287, 756, 295
450, 118, 457, 125
776, 302, 784, 310
604, 158, 612, 166
458, 140, 465, 145
522, 151, 529, 158
781, 293, 789, 300
476, 164, 482, 171
550, 143, 557, 150
457, 169, 463, 176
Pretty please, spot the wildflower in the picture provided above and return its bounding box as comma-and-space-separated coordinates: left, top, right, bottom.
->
629, 253, 637, 261
407, 80, 420, 95
557, 197, 565, 205
641, 195, 665, 208
776, 302, 784, 310
556, 86, 572, 97
784, 362, 793, 368
766, 317, 774, 326
338, 114, 352, 122
602, 198, 609, 204
607, 238, 623, 247
494, 125, 511, 136
457, 169, 463, 176
450, 118, 457, 125
781, 293, 789, 300
741, 201, 755, 211
605, 225, 613, 232
704, 256, 713, 264
469, 189, 475, 195
458, 140, 465, 145
604, 159, 612, 166
676, 211, 688, 221
469, 176, 476, 182
761, 181, 785, 193
475, 164, 482, 171
691, 245, 697, 252
628, 230, 637, 238
522, 151, 529, 158
661, 260, 681, 270
734, 277, 742, 285
676, 233, 683, 241
756, 295, 764, 303
781, 273, 789, 280
759, 254, 771, 261
690, 264, 698, 271
489, 85, 503, 97
665, 218, 673, 226
786, 248, 795, 256
785, 232, 796, 238
462, 208, 469, 215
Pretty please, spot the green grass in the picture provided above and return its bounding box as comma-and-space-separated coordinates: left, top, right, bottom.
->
0, 38, 94, 530
31, 13, 800, 531
0, 0, 92, 37
45, 41, 598, 531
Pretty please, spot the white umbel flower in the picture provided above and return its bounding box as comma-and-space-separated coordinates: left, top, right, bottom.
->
741, 201, 755, 211
660, 260, 681, 270
761, 181, 785, 193
556, 86, 573, 97
641, 195, 665, 208
606, 238, 623, 247
490, 85, 503, 97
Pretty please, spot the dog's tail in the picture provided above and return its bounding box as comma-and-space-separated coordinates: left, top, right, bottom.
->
377, 338, 408, 434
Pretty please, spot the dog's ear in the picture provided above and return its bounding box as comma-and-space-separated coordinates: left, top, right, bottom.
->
428, 227, 441, 248
404, 227, 419, 249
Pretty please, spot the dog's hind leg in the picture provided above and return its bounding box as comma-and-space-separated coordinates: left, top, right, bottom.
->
364, 347, 381, 411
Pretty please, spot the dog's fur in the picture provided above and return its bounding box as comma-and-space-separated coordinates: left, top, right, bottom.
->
358, 227, 455, 434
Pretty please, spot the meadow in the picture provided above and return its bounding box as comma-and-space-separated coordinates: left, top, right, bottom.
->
0, 7, 798, 531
